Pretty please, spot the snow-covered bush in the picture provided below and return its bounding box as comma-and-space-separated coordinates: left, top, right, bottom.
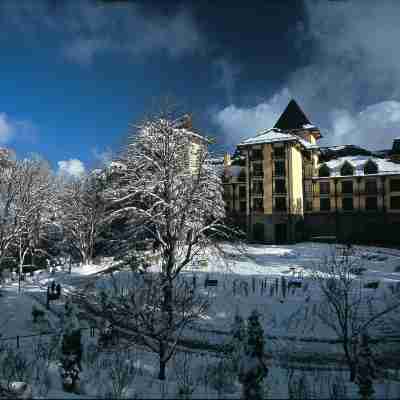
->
106, 350, 137, 399
59, 300, 82, 393
229, 312, 247, 372
0, 347, 33, 385
238, 310, 268, 400
287, 372, 310, 400
206, 359, 236, 395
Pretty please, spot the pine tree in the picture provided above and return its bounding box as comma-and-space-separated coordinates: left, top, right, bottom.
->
238, 310, 268, 400
230, 312, 246, 371
355, 333, 375, 400
60, 299, 82, 393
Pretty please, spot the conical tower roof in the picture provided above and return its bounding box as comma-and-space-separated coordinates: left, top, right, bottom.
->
274, 99, 312, 130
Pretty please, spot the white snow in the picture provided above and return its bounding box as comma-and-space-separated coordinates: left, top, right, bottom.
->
319, 155, 400, 177
1, 242, 400, 398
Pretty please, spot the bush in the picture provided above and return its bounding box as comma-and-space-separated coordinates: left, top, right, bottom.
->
206, 359, 236, 394
32, 305, 45, 323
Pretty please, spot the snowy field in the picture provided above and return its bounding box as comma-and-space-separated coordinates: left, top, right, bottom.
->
1, 241, 400, 398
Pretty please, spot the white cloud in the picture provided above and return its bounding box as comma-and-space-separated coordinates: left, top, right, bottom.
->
0, 112, 38, 144
214, 58, 241, 104
57, 159, 86, 178
213, 0, 400, 151
91, 146, 113, 167
0, 113, 14, 144
327, 101, 400, 150
212, 88, 292, 145
0, 1, 203, 65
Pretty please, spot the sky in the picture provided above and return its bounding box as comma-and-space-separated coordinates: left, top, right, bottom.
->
1, 0, 400, 176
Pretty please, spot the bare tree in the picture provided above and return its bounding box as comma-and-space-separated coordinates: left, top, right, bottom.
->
75, 272, 208, 381
57, 171, 108, 265
312, 247, 400, 381
0, 156, 55, 291
102, 109, 234, 373
12, 157, 55, 292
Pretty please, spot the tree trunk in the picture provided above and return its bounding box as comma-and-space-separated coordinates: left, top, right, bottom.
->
158, 343, 167, 381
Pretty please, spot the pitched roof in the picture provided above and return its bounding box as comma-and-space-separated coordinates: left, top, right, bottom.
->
319, 156, 400, 177
238, 128, 319, 149
274, 99, 312, 130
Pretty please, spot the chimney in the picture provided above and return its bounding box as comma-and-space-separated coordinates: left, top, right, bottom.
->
223, 153, 231, 167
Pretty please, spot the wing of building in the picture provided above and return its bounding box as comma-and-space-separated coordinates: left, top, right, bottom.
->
223, 99, 400, 244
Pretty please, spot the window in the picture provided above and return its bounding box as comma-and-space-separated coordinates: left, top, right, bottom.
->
251, 149, 263, 160
320, 198, 330, 211
341, 180, 353, 194
364, 160, 378, 175
275, 197, 286, 211
253, 198, 263, 212
273, 146, 285, 158
305, 181, 312, 194
239, 186, 246, 199
390, 196, 400, 209
274, 161, 286, 176
253, 163, 263, 177
365, 180, 377, 194
319, 164, 330, 177
341, 162, 354, 176
240, 201, 247, 213
253, 181, 263, 195
305, 200, 313, 211
319, 181, 330, 195
238, 170, 246, 182
390, 179, 400, 192
365, 197, 378, 210
274, 179, 286, 194
342, 197, 354, 211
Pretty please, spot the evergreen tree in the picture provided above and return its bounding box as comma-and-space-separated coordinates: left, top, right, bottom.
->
238, 310, 268, 400
230, 311, 246, 371
355, 333, 375, 400
60, 299, 82, 393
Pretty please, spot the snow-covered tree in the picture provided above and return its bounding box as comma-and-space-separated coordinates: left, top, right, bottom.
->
0, 156, 55, 291
238, 310, 268, 400
75, 271, 208, 381
88, 109, 236, 379
60, 299, 82, 393
57, 171, 108, 265
230, 311, 247, 371
312, 252, 400, 381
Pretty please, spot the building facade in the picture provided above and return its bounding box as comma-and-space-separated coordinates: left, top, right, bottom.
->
223, 100, 400, 244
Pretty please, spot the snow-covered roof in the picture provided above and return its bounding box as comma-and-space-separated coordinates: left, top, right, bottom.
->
238, 128, 319, 150
175, 127, 209, 143
318, 156, 400, 177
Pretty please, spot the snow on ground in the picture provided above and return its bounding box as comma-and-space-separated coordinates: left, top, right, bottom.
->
1, 242, 400, 398
2, 242, 400, 343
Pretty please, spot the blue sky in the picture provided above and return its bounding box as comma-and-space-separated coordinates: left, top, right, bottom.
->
1, 0, 400, 176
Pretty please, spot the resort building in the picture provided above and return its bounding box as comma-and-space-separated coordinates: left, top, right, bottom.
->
223, 100, 400, 244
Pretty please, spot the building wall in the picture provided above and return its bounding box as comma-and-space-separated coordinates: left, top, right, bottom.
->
223, 131, 400, 244
289, 144, 304, 214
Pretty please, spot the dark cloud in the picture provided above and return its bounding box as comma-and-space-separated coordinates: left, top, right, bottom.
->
214, 0, 400, 150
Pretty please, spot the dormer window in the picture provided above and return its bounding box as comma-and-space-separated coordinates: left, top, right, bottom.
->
364, 160, 378, 175
340, 162, 354, 176
319, 164, 330, 177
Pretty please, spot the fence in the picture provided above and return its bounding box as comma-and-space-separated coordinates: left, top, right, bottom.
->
0, 326, 98, 350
